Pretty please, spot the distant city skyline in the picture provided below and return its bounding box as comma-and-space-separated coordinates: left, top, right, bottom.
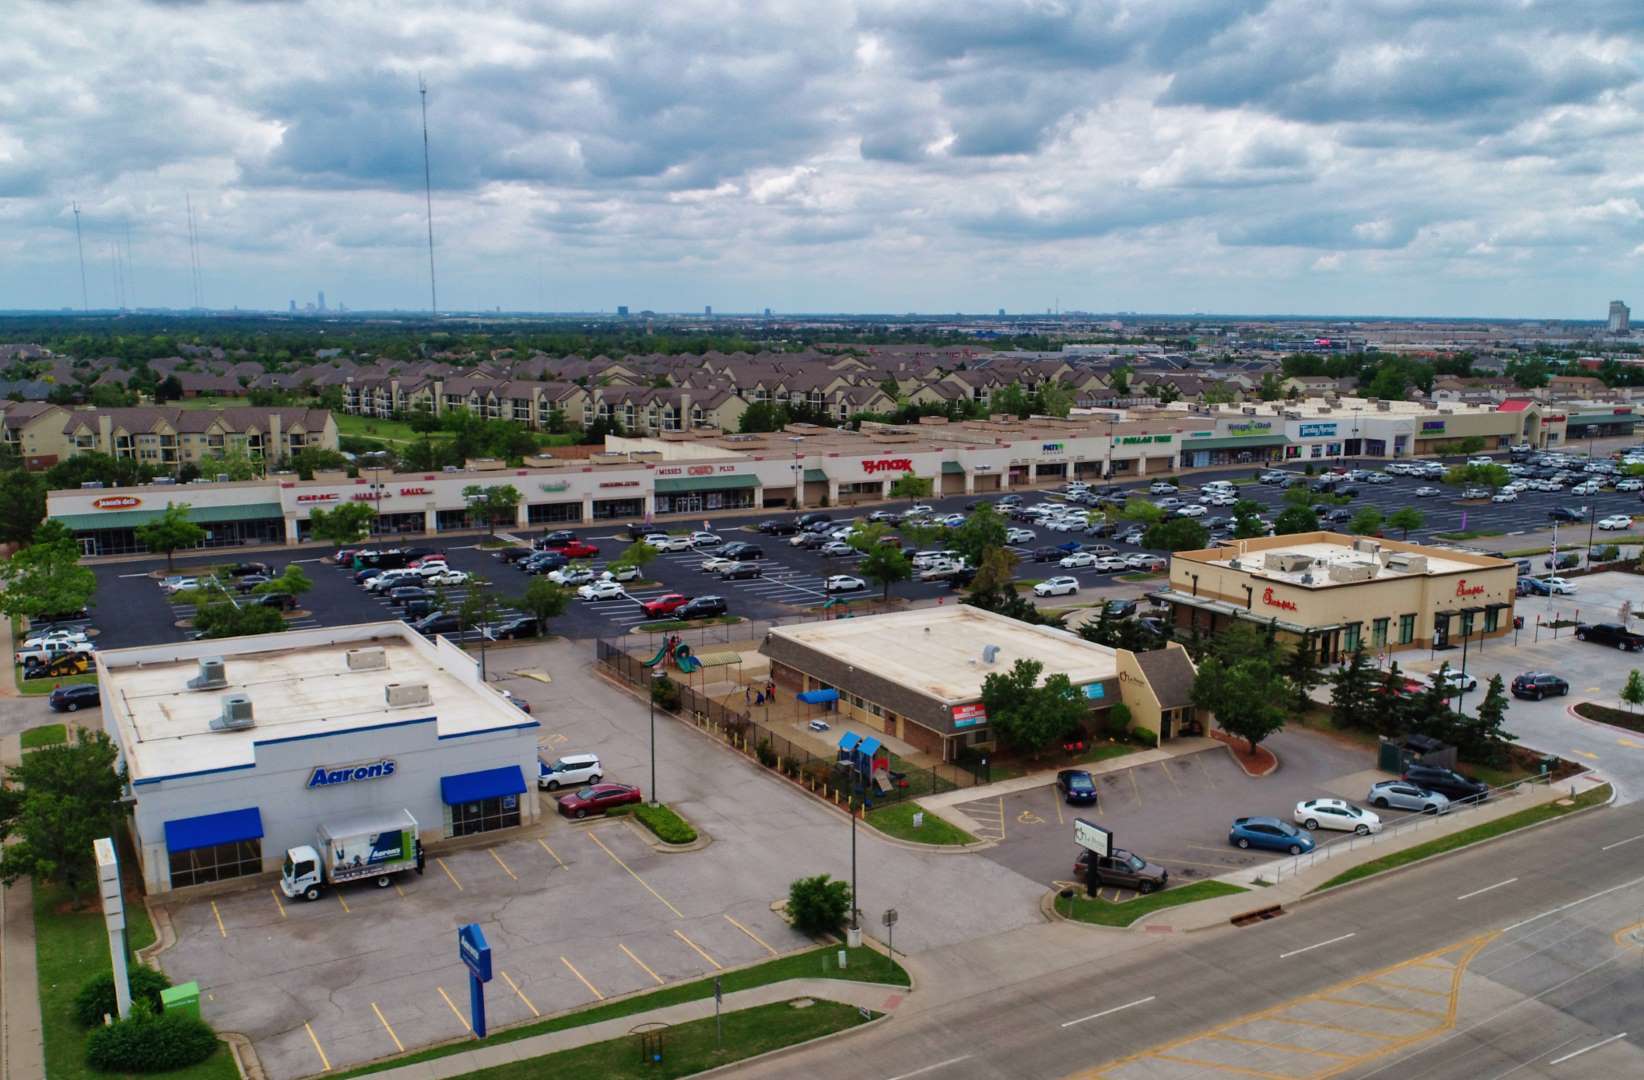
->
5, 2, 1644, 318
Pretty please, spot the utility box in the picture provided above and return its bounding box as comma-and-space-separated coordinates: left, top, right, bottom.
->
160, 982, 200, 1020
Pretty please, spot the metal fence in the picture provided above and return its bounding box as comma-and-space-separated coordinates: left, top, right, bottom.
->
1249, 774, 1555, 884
596, 636, 982, 808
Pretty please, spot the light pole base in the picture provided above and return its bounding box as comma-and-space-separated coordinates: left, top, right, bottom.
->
846, 926, 863, 948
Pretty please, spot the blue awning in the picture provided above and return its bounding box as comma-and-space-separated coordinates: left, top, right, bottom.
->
440, 765, 527, 806
798, 689, 839, 705
837, 731, 861, 753
860, 736, 882, 759
164, 807, 264, 854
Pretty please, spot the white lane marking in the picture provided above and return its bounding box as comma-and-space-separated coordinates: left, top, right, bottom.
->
1548, 1033, 1627, 1065
291, 557, 326, 563
1279, 932, 1356, 959
1501, 873, 1644, 932
1061, 995, 1156, 1028
118, 571, 152, 578
881, 1057, 974, 1080
1457, 878, 1519, 901
1600, 833, 1644, 851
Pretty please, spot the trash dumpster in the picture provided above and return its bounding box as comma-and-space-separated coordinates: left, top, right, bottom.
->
160, 981, 200, 1020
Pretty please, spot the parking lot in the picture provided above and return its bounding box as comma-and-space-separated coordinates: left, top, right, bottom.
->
950, 729, 1404, 898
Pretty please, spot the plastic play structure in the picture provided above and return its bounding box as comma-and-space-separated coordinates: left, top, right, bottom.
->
836, 730, 905, 796
645, 634, 702, 673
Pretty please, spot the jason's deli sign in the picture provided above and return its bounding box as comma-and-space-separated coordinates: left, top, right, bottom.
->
862, 458, 914, 475
307, 759, 397, 789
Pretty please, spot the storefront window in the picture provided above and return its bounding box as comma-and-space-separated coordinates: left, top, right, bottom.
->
1460, 612, 1475, 637
1398, 614, 1416, 645
1371, 618, 1389, 648
1485, 608, 1500, 633
527, 502, 583, 524
449, 794, 521, 837
169, 840, 262, 889
1343, 624, 1361, 652
592, 497, 644, 520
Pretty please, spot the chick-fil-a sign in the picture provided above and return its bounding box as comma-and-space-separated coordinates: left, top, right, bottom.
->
1261, 587, 1298, 611
862, 458, 914, 475
1455, 579, 1485, 598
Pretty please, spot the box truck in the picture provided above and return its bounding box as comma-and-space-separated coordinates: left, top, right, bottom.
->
280, 809, 423, 901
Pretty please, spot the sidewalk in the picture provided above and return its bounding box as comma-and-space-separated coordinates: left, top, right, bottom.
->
0, 730, 43, 1080
327, 976, 905, 1080
1138, 771, 1610, 933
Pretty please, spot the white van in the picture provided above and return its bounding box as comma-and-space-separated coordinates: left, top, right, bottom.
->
538, 752, 603, 790
366, 568, 423, 592
911, 549, 960, 569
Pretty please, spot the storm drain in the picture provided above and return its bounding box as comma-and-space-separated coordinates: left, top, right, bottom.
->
1230, 904, 1285, 927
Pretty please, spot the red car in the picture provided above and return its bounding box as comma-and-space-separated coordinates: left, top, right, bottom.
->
559, 540, 599, 559
641, 593, 689, 617
557, 783, 642, 818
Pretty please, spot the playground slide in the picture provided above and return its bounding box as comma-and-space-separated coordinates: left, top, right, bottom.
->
674, 642, 702, 673
642, 643, 670, 667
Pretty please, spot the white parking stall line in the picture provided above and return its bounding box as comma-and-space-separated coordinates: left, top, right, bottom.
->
1548, 1033, 1628, 1066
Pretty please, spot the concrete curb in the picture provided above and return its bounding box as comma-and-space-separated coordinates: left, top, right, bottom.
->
689, 1007, 890, 1080
1565, 698, 1644, 740
619, 812, 713, 854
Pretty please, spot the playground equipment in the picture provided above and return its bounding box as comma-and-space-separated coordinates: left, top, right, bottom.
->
643, 634, 702, 673
837, 730, 903, 796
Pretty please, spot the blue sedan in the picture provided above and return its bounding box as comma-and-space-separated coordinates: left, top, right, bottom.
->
1229, 816, 1315, 855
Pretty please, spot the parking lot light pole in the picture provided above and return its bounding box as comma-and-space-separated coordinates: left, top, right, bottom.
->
790, 436, 805, 510
649, 668, 664, 806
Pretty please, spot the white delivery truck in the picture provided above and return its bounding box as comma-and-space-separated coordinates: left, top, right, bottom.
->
280, 809, 423, 901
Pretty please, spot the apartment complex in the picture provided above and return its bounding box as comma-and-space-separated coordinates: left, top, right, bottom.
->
0, 402, 339, 471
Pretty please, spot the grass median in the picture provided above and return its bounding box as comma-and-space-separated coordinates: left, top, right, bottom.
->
1054, 880, 1247, 927
35, 883, 238, 1080
867, 802, 974, 846
609, 802, 699, 844
450, 999, 874, 1080
1317, 783, 1612, 892
20, 723, 68, 749
333, 945, 906, 1078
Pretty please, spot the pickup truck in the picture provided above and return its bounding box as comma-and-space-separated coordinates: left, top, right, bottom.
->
1573, 622, 1644, 651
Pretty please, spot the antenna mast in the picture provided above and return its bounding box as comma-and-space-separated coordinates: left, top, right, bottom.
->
419, 75, 438, 316
185, 195, 204, 309
72, 202, 88, 311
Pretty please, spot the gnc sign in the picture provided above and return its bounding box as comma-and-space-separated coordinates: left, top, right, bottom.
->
1261, 587, 1298, 612
862, 458, 914, 475
92, 495, 141, 511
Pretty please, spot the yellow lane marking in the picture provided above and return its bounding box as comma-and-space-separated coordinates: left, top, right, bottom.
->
561, 956, 605, 1001
489, 848, 518, 880
1128, 768, 1142, 805
1614, 920, 1644, 949
270, 888, 287, 919
1152, 1052, 1291, 1078
674, 929, 722, 970
724, 913, 780, 957
588, 831, 684, 918
1159, 759, 1184, 794
1053, 794, 1065, 825
304, 1021, 332, 1071
999, 797, 1007, 840
620, 943, 666, 985
335, 890, 351, 915
1373, 980, 1450, 997
1195, 754, 1221, 787
209, 900, 227, 938
1620, 737, 1644, 749
1071, 933, 1497, 1080
1209, 1033, 1352, 1059
436, 856, 463, 891
538, 838, 567, 869
1572, 750, 1600, 760
394, 883, 405, 898
437, 985, 470, 1032
370, 1003, 404, 1053
500, 970, 539, 1016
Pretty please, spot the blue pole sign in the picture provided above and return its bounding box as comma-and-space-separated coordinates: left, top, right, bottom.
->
458, 923, 493, 1038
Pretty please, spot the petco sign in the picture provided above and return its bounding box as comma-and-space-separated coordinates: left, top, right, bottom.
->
1261, 587, 1298, 612
306, 759, 396, 789
92, 495, 142, 510
862, 458, 914, 475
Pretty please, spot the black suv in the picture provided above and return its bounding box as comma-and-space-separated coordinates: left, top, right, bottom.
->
1403, 763, 1489, 803
679, 595, 728, 619
797, 512, 833, 528
410, 611, 462, 637
718, 542, 764, 561
720, 562, 763, 580
758, 519, 800, 535
1547, 507, 1586, 523
1511, 672, 1569, 700
488, 616, 541, 640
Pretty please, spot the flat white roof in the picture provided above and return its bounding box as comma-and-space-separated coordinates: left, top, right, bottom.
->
1207, 540, 1482, 586
98, 623, 532, 782
767, 605, 1117, 704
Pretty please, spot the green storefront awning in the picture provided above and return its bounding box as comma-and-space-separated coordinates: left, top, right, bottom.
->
803, 468, 828, 483
56, 501, 286, 532
941, 461, 965, 474
1567, 412, 1638, 426
1185, 435, 1289, 450
654, 475, 758, 494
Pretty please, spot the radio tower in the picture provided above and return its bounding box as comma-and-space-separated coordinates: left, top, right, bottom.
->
419, 75, 438, 316
185, 194, 204, 309
72, 202, 88, 311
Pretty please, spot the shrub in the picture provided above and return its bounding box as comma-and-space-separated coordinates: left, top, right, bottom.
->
74, 965, 172, 1027
1104, 703, 1132, 740
631, 803, 698, 844
649, 676, 681, 712
787, 874, 852, 936
756, 739, 777, 767
84, 1003, 218, 1072
1594, 545, 1621, 563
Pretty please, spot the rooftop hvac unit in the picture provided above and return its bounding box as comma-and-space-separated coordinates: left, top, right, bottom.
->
152, 476, 176, 485
187, 657, 227, 691
216, 474, 230, 483
1377, 401, 1392, 411
981, 644, 1000, 665
1300, 573, 1314, 585
209, 693, 255, 732
385, 682, 431, 707
346, 647, 388, 672
80, 481, 105, 489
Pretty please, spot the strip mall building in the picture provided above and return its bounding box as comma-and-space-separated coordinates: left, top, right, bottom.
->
1156, 533, 1517, 663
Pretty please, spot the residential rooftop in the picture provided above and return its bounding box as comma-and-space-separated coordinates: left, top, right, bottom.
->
97, 622, 533, 782
764, 604, 1117, 704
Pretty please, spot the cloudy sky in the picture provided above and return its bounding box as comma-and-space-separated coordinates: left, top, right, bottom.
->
4, 0, 1644, 318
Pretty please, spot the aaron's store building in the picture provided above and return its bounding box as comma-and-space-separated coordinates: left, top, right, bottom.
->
97, 622, 541, 894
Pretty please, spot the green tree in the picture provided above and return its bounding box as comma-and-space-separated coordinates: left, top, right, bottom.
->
1231, 499, 1267, 540
1273, 505, 1320, 535
290, 447, 352, 479
1191, 626, 1289, 755
1623, 670, 1644, 713
1347, 507, 1384, 535
193, 598, 286, 639
0, 469, 46, 545
1039, 381, 1074, 417
851, 525, 913, 600
952, 503, 1007, 566
1142, 517, 1210, 552
1108, 366, 1132, 397
252, 563, 313, 601
1456, 436, 1486, 455
1457, 674, 1516, 765
1257, 372, 1285, 400
1329, 646, 1379, 732
202, 448, 262, 481
0, 523, 97, 621
155, 374, 183, 402
461, 483, 522, 539
888, 472, 933, 502
609, 541, 658, 577
0, 730, 126, 895
1280, 634, 1323, 713
1505, 356, 1550, 389
1386, 506, 1424, 540
308, 501, 377, 546
787, 874, 852, 936
980, 658, 1088, 756
738, 401, 785, 433
521, 577, 571, 629
1442, 463, 1510, 489
1120, 501, 1165, 526
460, 575, 505, 678
970, 545, 1019, 595
134, 503, 206, 571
